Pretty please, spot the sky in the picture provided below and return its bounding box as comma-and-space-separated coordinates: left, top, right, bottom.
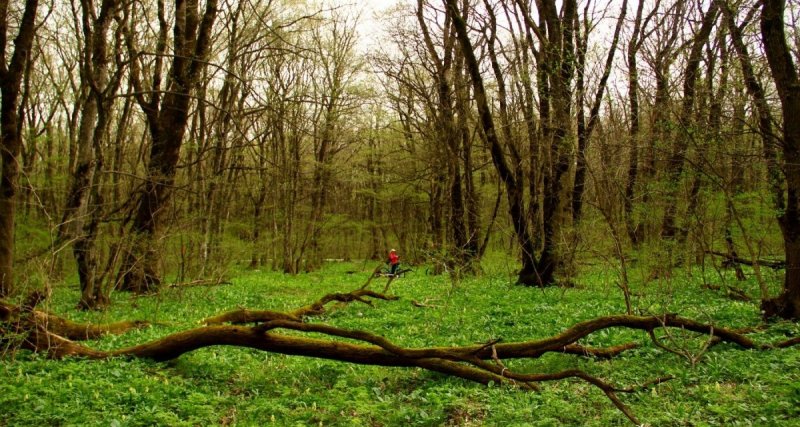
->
338, 0, 412, 52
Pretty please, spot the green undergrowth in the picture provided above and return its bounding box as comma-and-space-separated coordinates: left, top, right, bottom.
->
1, 260, 799, 426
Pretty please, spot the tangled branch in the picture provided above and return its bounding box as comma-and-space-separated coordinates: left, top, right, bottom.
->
2, 285, 798, 425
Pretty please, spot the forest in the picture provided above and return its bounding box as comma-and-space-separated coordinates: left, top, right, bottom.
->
1, 0, 799, 424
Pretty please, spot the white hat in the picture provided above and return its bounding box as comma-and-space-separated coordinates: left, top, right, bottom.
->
390, 249, 396, 252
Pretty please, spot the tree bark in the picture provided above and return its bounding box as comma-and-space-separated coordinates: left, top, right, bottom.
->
0, 0, 40, 296
623, 0, 649, 245
572, 0, 627, 222
760, 0, 800, 319
8, 286, 800, 426
446, 0, 538, 284
66, 0, 122, 309
118, 0, 219, 293
660, 3, 719, 239
529, 0, 578, 286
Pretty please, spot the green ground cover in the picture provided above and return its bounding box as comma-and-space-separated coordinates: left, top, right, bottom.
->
1, 261, 799, 426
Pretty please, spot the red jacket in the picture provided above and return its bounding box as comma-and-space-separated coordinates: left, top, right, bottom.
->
389, 252, 399, 265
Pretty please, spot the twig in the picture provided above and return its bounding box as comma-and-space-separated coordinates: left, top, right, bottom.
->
168, 279, 232, 288
705, 250, 784, 269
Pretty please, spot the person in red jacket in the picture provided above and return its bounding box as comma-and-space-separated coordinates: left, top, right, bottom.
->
387, 249, 399, 275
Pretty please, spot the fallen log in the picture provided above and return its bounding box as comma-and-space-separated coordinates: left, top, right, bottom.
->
168, 278, 232, 288
290, 289, 399, 318
1, 299, 149, 341
702, 283, 751, 302
706, 250, 785, 269
203, 288, 397, 325
202, 308, 301, 325
411, 299, 441, 308
15, 311, 799, 425
5, 285, 799, 426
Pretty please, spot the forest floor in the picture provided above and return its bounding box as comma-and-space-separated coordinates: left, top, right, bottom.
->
1, 258, 799, 426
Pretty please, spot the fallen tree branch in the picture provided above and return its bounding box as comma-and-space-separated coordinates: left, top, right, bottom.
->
4, 284, 799, 426
6, 314, 709, 425
411, 299, 442, 308
1, 300, 149, 341
359, 265, 384, 290
381, 275, 396, 293
202, 288, 398, 325
289, 289, 399, 318
702, 283, 751, 302
359, 264, 411, 294
202, 309, 300, 325
169, 279, 232, 288
705, 250, 785, 269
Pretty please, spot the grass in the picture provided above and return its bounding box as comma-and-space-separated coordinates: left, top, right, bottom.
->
1, 259, 799, 426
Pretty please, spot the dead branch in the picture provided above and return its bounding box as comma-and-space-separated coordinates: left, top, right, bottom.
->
1, 300, 149, 341
168, 279, 232, 288
702, 283, 752, 301
202, 309, 300, 325
706, 250, 785, 269
359, 265, 384, 290
201, 288, 398, 325
411, 299, 442, 308
4, 283, 800, 426
360, 264, 411, 294
289, 289, 399, 318
381, 275, 396, 293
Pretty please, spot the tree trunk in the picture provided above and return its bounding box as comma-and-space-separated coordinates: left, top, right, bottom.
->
624, 0, 647, 245
760, 0, 800, 319
660, 3, 719, 239
0, 0, 40, 297
572, 0, 627, 222
641, 2, 685, 242
118, 0, 219, 293
446, 0, 538, 284
111, 95, 132, 208
282, 128, 301, 274
533, 0, 578, 286
719, 0, 783, 214
0, 87, 22, 297
460, 90, 480, 262
69, 0, 122, 309
416, 0, 471, 270
367, 133, 382, 261
307, 119, 332, 272
249, 179, 267, 269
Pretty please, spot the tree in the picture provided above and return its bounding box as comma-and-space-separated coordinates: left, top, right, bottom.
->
376, 2, 487, 272
635, 0, 685, 243
623, 0, 657, 244
415, 0, 477, 271
572, 0, 628, 222
450, 0, 582, 286
716, 0, 778, 289
118, 0, 219, 293
760, 0, 800, 319
5, 281, 800, 425
60, 0, 124, 309
659, 2, 719, 239
305, 13, 361, 271
445, 0, 540, 284
0, 0, 40, 296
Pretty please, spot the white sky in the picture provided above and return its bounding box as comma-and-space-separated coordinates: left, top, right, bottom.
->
337, 0, 412, 52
